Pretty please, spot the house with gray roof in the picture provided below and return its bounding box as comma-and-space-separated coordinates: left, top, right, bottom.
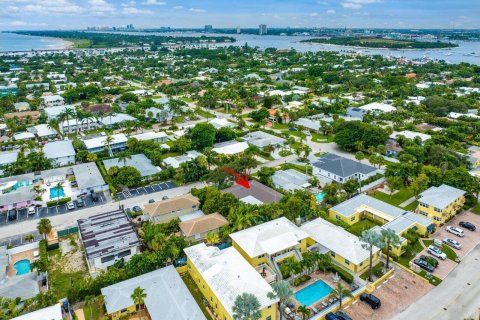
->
101, 265, 205, 320
272, 169, 311, 192
78, 209, 140, 273
312, 153, 377, 184
103, 154, 161, 178
43, 140, 76, 167
243, 131, 285, 149
72, 162, 107, 194
223, 180, 283, 205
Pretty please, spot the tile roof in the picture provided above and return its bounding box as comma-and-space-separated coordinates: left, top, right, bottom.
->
143, 194, 200, 217
180, 213, 228, 237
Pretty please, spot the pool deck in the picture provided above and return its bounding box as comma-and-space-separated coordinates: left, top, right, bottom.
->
7, 249, 37, 277
292, 271, 350, 311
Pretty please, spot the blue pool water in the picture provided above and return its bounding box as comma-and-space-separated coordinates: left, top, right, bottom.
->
295, 280, 333, 306
50, 187, 65, 199
315, 192, 326, 202
14, 259, 31, 275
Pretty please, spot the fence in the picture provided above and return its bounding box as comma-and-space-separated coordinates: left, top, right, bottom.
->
57, 226, 78, 238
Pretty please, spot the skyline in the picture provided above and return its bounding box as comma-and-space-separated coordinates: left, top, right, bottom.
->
0, 0, 479, 31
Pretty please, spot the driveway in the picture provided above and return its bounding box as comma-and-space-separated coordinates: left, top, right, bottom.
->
412, 248, 457, 280
432, 211, 480, 260
343, 267, 433, 320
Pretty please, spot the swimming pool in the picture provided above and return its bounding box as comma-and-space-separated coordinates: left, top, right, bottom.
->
13, 259, 31, 275
315, 192, 326, 202
294, 280, 333, 306
50, 186, 65, 199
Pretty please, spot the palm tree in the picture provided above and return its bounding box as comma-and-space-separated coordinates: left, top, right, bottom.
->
232, 293, 261, 320
59, 108, 76, 134
131, 286, 147, 316
360, 230, 384, 282
37, 218, 52, 240
205, 231, 220, 246
117, 151, 131, 166
84, 295, 95, 320
55, 182, 64, 203
104, 134, 114, 157
381, 228, 401, 270
316, 253, 333, 273
267, 280, 293, 320
297, 305, 312, 320
328, 282, 353, 310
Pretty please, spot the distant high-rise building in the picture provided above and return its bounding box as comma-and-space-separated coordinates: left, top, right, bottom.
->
204, 25, 213, 32
259, 24, 267, 35
126, 24, 134, 30
236, 25, 241, 34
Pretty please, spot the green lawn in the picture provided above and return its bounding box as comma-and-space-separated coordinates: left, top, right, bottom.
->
311, 133, 334, 143
180, 272, 213, 320
396, 239, 424, 268
369, 188, 415, 207
282, 130, 306, 139
423, 240, 458, 261
404, 200, 419, 212
472, 203, 480, 214
418, 270, 442, 286
346, 219, 380, 236
83, 302, 104, 320
279, 163, 312, 175
160, 152, 181, 161
271, 123, 289, 130
181, 97, 193, 102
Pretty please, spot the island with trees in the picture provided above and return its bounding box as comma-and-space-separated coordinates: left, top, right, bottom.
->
302, 36, 458, 49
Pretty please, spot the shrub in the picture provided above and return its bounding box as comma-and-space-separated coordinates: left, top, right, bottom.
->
33, 240, 48, 272
330, 264, 354, 284
46, 197, 71, 207
293, 275, 311, 286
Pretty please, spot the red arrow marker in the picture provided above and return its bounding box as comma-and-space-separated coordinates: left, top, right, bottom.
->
221, 167, 250, 189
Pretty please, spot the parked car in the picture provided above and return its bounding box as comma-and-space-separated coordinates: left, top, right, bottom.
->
419, 255, 438, 268
148, 199, 155, 203
446, 226, 464, 237
433, 239, 443, 248
7, 210, 17, 221
132, 206, 142, 212
414, 259, 435, 272
288, 127, 298, 131
0, 146, 6, 151
335, 311, 353, 320
27, 206, 36, 215
70, 180, 78, 187
443, 238, 462, 250
90, 193, 99, 202
66, 202, 75, 210
360, 293, 381, 309
459, 221, 476, 231
427, 245, 447, 260
325, 313, 340, 320
75, 198, 85, 207
162, 195, 169, 200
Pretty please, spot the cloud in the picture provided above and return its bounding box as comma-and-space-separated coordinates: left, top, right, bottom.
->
327, 9, 336, 14
0, 20, 47, 27
122, 6, 153, 14
342, 0, 381, 9
88, 0, 116, 15
21, 0, 84, 15
142, 0, 166, 5
188, 7, 206, 13
173, 5, 183, 9
309, 12, 319, 16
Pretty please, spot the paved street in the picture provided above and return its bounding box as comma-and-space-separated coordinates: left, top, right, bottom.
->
393, 243, 480, 320
0, 181, 205, 240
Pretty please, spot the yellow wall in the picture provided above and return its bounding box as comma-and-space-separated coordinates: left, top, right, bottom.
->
109, 305, 136, 319
186, 257, 277, 320
416, 195, 465, 225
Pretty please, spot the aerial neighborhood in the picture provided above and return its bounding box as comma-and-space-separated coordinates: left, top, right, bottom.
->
0, 26, 479, 320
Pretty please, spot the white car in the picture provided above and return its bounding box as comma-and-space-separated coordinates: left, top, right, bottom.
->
427, 245, 447, 260
66, 202, 75, 210
443, 238, 462, 250
27, 206, 36, 215
446, 226, 464, 237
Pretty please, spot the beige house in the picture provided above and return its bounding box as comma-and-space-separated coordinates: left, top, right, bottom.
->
180, 213, 228, 241
143, 194, 201, 224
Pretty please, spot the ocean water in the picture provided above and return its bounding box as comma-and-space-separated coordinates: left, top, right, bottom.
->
0, 32, 69, 52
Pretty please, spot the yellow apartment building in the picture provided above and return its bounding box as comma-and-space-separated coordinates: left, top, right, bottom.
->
184, 243, 278, 320
416, 184, 466, 226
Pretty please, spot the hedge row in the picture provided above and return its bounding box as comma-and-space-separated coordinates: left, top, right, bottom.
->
35, 240, 48, 272
330, 264, 354, 284
46, 197, 71, 207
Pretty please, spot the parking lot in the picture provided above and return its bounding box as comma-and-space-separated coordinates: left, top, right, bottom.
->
433, 211, 480, 260
0, 192, 108, 226
413, 247, 457, 279
344, 267, 434, 320
116, 181, 177, 201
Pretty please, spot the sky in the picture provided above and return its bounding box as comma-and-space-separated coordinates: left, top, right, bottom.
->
0, 0, 479, 30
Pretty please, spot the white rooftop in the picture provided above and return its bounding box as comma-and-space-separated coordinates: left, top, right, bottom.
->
209, 118, 235, 129
212, 141, 249, 155
84, 133, 128, 150
184, 243, 278, 315
44, 104, 75, 118
358, 102, 396, 113
101, 266, 205, 320
11, 304, 62, 320
131, 131, 168, 141
100, 113, 137, 126
390, 130, 431, 143
419, 184, 466, 210
43, 140, 76, 159
29, 124, 57, 137
301, 218, 380, 265
229, 217, 309, 257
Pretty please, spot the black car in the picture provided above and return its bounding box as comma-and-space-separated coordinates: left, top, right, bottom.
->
325, 313, 340, 320
335, 311, 353, 320
0, 146, 6, 151
75, 198, 85, 207
419, 255, 438, 268
148, 199, 155, 204
70, 180, 78, 187
360, 293, 381, 309
7, 210, 17, 221
132, 206, 142, 212
90, 193, 99, 202
459, 221, 476, 231
414, 259, 435, 273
